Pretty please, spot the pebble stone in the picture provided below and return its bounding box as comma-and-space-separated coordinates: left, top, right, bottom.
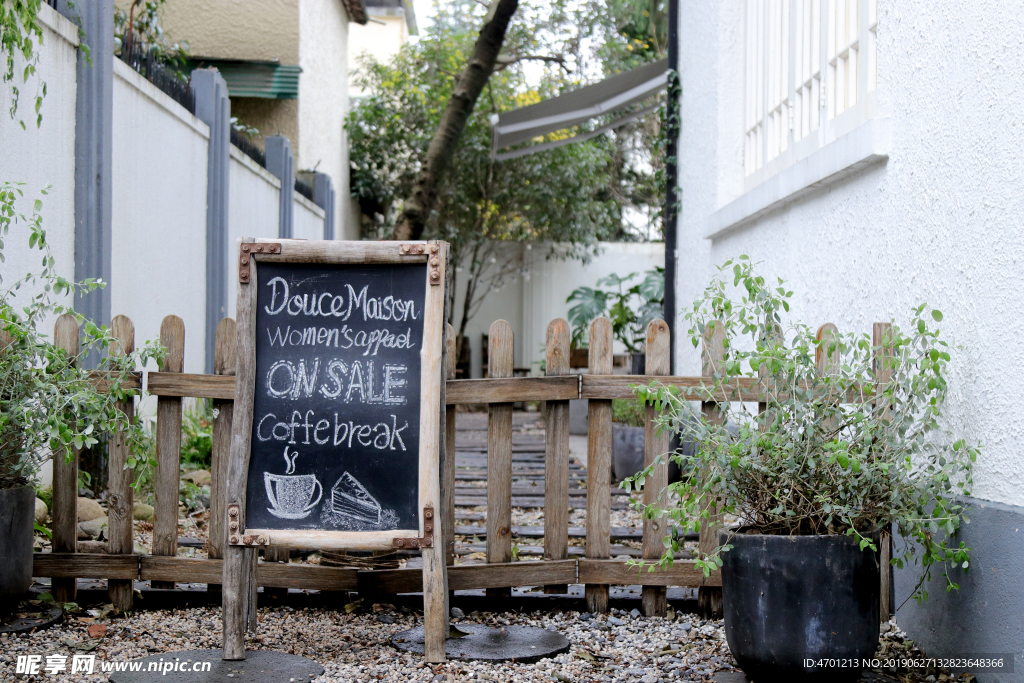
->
0, 605, 974, 683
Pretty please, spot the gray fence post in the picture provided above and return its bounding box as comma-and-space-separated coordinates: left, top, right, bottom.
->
312, 172, 336, 240
191, 68, 231, 375
265, 136, 294, 239
60, 0, 113, 347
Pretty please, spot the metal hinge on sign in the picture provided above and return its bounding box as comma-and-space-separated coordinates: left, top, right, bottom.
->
399, 243, 442, 286
239, 242, 281, 283
392, 507, 434, 549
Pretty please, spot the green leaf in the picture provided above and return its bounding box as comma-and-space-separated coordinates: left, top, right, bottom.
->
932, 310, 943, 322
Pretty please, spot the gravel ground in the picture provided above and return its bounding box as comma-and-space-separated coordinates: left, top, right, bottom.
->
0, 602, 979, 683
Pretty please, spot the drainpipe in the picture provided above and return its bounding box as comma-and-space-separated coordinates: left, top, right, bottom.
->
664, 0, 680, 373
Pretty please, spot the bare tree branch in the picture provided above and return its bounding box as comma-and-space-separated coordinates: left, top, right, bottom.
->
494, 53, 571, 73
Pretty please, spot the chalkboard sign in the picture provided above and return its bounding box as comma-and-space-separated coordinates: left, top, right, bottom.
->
222, 239, 451, 664
223, 239, 448, 551
245, 262, 426, 532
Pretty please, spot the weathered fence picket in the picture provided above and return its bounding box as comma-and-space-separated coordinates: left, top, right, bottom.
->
698, 319, 726, 619
543, 319, 571, 594
107, 315, 136, 610
51, 314, 80, 604
873, 322, 893, 622
485, 319, 514, 597
153, 315, 185, 590
584, 317, 614, 613
642, 319, 671, 617
443, 324, 457, 569
207, 317, 235, 593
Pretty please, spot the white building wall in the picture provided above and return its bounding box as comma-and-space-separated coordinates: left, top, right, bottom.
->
293, 192, 326, 241
0, 5, 78, 321
677, 1, 1024, 509
299, 0, 352, 238
111, 59, 209, 375
227, 148, 281, 318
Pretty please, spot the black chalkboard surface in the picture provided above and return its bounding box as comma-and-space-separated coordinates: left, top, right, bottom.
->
245, 262, 427, 532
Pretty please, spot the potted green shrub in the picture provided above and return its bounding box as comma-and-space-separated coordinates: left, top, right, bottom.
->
0, 184, 162, 609
630, 258, 977, 682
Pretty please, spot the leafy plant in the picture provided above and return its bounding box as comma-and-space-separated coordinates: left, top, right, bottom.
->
612, 398, 645, 427
0, 183, 165, 490
566, 267, 664, 350
181, 400, 212, 468
626, 257, 978, 604
113, 0, 189, 72
1, 0, 45, 127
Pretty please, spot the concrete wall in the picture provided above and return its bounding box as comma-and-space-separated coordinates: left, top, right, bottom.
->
298, 0, 352, 238
677, 0, 1024, 673
0, 5, 78, 320
111, 59, 209, 374
293, 191, 326, 240
226, 147, 281, 319
452, 242, 664, 378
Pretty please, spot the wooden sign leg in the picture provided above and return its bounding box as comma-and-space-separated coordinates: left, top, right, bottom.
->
222, 544, 252, 660
421, 242, 449, 663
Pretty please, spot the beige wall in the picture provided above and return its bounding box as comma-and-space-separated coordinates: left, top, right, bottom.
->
159, 0, 299, 63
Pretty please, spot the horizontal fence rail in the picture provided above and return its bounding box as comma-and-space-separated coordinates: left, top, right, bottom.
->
38, 313, 885, 618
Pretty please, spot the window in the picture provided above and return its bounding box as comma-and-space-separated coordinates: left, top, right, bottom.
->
744, 0, 878, 180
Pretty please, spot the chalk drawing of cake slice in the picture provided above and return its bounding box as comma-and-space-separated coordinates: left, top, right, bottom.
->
330, 472, 382, 525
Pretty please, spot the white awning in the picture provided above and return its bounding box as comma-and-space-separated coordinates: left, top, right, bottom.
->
491, 58, 668, 160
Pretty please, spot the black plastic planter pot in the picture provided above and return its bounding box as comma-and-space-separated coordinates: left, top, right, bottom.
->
719, 530, 880, 682
0, 485, 35, 608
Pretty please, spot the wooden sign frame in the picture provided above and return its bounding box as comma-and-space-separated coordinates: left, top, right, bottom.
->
222, 238, 450, 662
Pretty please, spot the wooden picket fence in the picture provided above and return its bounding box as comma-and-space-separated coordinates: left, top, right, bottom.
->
34, 313, 893, 622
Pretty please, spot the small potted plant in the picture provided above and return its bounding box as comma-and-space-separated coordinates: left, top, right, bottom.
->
630, 257, 977, 682
0, 184, 162, 609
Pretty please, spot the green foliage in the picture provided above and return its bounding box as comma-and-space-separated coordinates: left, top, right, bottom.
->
566, 267, 663, 350
0, 183, 166, 489
113, 0, 189, 73
625, 257, 979, 604
348, 9, 622, 337
612, 398, 645, 427
181, 400, 213, 468
0, 0, 45, 127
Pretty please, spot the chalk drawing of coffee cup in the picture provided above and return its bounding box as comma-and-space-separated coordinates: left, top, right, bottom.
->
264, 472, 322, 520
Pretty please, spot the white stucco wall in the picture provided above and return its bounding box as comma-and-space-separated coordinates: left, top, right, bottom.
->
0, 4, 78, 326
299, 0, 352, 238
676, 1, 1024, 508
293, 192, 326, 241
227, 147, 281, 319
453, 242, 665, 378
111, 59, 209, 375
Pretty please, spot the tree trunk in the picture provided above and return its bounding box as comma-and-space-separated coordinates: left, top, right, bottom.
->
393, 0, 519, 241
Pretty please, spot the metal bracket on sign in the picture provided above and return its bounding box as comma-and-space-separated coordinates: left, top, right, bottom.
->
399, 243, 442, 286
227, 504, 269, 546
392, 507, 434, 549
239, 242, 282, 283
